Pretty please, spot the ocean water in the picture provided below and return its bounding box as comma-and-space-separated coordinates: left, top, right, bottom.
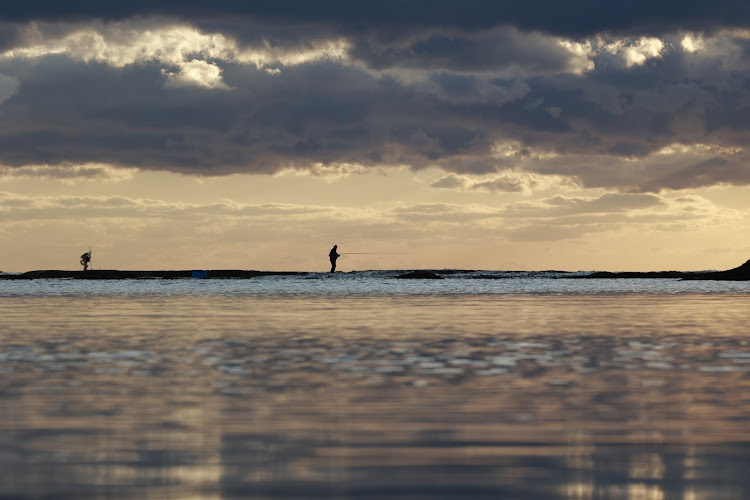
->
2, 272, 750, 499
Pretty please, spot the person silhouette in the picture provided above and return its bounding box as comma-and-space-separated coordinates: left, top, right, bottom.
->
329, 245, 340, 273
80, 250, 92, 271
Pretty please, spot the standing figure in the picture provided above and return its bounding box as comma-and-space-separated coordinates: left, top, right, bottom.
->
329, 245, 340, 273
80, 249, 92, 271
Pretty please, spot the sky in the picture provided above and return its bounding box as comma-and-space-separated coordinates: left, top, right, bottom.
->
2, 2, 750, 272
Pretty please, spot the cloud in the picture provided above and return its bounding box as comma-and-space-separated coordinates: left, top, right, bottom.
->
350, 27, 595, 76
392, 202, 499, 224
0, 189, 742, 270
1, 16, 750, 192
521, 143, 750, 192
599, 37, 666, 68
0, 73, 18, 104
278, 161, 373, 181
0, 21, 349, 77
2, 2, 750, 38
430, 174, 466, 189
542, 192, 664, 213
501, 192, 740, 241
0, 163, 137, 183
0, 191, 367, 222
431, 170, 579, 193
163, 59, 230, 89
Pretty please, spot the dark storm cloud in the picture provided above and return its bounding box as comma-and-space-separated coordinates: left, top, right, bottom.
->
2, 8, 750, 192
0, 58, 372, 172
1, 42, 748, 190
0, 22, 32, 51
0, 53, 500, 174
3, 1, 750, 37
349, 29, 584, 74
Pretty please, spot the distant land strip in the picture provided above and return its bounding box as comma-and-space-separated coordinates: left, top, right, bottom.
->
565, 259, 750, 281
0, 270, 309, 280
0, 260, 749, 280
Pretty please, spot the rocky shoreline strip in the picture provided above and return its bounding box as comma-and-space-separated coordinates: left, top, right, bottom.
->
1, 260, 750, 280
0, 269, 447, 280
565, 259, 750, 281
0, 270, 310, 280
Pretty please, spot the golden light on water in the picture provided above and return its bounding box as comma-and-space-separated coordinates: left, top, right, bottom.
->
1, 293, 750, 497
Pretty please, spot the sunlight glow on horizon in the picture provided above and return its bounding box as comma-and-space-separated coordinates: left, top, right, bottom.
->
1, 167, 748, 273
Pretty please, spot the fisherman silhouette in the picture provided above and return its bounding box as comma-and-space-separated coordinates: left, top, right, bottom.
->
80, 250, 92, 271
329, 245, 340, 273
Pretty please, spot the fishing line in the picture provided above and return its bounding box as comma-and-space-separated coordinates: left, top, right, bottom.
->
341, 252, 414, 255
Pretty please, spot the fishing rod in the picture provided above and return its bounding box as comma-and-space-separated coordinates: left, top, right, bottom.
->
341, 252, 414, 255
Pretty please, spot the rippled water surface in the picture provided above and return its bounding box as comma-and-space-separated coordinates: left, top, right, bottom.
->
1, 277, 750, 499
3, 271, 750, 297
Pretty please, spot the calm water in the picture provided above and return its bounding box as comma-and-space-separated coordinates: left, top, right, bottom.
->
2, 273, 750, 499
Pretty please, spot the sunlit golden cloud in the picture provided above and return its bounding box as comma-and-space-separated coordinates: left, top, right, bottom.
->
0, 21, 350, 90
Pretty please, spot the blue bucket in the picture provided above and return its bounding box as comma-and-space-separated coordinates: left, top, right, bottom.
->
191, 270, 207, 278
